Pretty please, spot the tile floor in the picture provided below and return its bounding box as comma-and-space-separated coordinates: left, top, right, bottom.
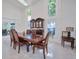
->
2, 35, 76, 59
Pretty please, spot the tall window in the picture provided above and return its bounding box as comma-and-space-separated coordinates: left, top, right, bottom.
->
47, 21, 56, 35
48, 0, 56, 16
27, 8, 32, 21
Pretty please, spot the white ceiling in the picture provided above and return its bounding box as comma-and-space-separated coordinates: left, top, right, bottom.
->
25, 0, 40, 6
3, 0, 25, 9
3, 0, 41, 8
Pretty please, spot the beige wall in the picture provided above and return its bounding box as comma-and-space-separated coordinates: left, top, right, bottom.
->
2, 0, 26, 32
61, 0, 76, 38
30, 0, 76, 40
2, 0, 76, 40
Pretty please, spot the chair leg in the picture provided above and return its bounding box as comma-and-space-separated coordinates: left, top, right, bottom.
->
13, 43, 15, 49
46, 45, 48, 53
61, 39, 64, 47
71, 40, 74, 49
13, 42, 16, 49
26, 44, 29, 52
43, 47, 46, 59
33, 46, 35, 54
10, 39, 12, 47
18, 43, 20, 53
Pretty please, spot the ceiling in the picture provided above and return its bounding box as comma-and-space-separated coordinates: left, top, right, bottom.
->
3, 0, 41, 9
25, 0, 41, 6
3, 0, 25, 9
2, 0, 41, 23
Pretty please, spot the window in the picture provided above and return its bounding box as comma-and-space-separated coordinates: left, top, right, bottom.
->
48, 0, 56, 16
47, 22, 56, 35
27, 8, 32, 21
10, 23, 15, 29
2, 22, 15, 31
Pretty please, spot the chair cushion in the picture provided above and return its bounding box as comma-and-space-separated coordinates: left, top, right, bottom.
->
62, 31, 68, 37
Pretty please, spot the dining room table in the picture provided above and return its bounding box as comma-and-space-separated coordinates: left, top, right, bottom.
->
18, 33, 43, 52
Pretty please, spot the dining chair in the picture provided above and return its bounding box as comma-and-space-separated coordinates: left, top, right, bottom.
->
9, 29, 15, 48
61, 31, 75, 49
12, 29, 29, 53
32, 32, 49, 59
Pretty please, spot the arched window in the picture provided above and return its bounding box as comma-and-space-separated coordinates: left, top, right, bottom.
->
48, 0, 56, 16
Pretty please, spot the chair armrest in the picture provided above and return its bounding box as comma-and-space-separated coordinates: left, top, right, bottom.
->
18, 35, 24, 39
32, 39, 46, 45
36, 39, 45, 43
18, 36, 30, 43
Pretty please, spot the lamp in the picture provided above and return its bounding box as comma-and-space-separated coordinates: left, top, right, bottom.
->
66, 27, 74, 37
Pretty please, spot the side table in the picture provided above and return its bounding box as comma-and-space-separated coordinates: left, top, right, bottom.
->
61, 36, 75, 49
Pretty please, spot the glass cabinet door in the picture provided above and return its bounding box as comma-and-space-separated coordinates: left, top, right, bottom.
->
35, 21, 39, 28
30, 19, 35, 28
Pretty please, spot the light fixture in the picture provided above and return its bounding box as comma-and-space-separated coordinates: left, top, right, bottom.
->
18, 0, 28, 6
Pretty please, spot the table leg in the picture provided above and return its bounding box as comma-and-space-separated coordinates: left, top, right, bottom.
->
26, 44, 29, 52
71, 40, 74, 49
61, 39, 64, 47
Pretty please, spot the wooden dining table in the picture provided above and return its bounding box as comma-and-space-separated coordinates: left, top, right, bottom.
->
25, 36, 44, 52
18, 34, 43, 52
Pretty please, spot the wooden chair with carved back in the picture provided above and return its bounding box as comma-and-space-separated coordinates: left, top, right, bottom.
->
9, 29, 15, 48
32, 32, 49, 59
12, 29, 29, 53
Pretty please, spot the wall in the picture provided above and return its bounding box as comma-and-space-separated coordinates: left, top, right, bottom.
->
2, 0, 76, 40
2, 0, 26, 32
61, 0, 76, 38
31, 0, 48, 38
30, 0, 62, 40
30, 0, 76, 41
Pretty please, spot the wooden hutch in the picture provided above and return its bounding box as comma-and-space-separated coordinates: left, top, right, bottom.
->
27, 18, 44, 38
